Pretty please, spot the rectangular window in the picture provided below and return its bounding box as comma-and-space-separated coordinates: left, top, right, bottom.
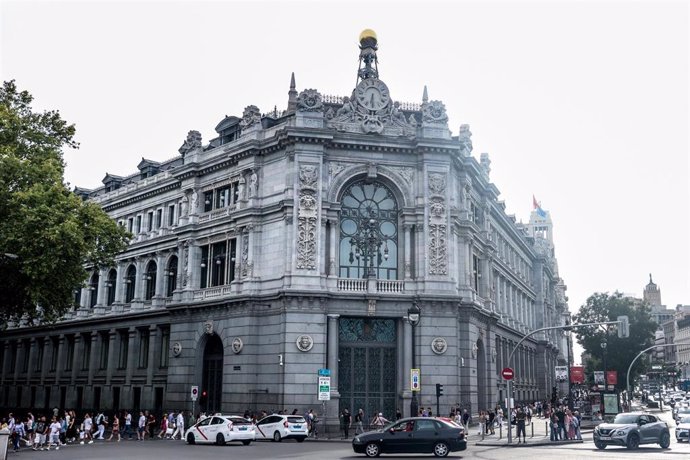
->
21, 340, 30, 373
160, 329, 170, 368
147, 211, 153, 232
127, 218, 133, 233
138, 329, 149, 368
81, 335, 91, 371
50, 338, 58, 372
167, 204, 175, 226
99, 333, 109, 370
35, 339, 44, 372
216, 186, 230, 208
118, 331, 128, 370
232, 181, 240, 203
200, 245, 209, 289
64, 336, 74, 372
203, 191, 213, 212
472, 255, 480, 291
135, 215, 142, 234
155, 209, 162, 229
211, 241, 227, 287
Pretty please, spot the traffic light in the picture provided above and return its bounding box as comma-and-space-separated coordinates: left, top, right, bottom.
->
617, 315, 629, 338
435, 383, 444, 397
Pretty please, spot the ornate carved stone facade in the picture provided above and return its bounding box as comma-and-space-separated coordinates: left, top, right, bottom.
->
296, 165, 318, 270
428, 172, 448, 275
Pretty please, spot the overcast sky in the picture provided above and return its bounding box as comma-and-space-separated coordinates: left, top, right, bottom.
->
2, 0, 688, 361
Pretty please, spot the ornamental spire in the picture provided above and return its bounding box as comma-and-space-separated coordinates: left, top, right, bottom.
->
357, 29, 379, 84
287, 72, 298, 113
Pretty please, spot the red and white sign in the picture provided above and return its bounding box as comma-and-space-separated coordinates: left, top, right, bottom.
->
191, 386, 199, 401
502, 367, 514, 380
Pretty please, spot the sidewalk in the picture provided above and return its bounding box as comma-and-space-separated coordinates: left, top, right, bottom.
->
472, 419, 588, 447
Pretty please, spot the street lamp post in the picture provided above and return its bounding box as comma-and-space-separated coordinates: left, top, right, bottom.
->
409, 303, 421, 418
601, 340, 607, 390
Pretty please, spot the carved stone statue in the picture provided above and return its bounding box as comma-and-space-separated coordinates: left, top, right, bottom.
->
240, 105, 261, 129
296, 89, 324, 112
249, 170, 258, 197
335, 96, 354, 120
237, 176, 246, 200
458, 124, 473, 155
180, 195, 189, 217
178, 130, 202, 156
190, 190, 198, 214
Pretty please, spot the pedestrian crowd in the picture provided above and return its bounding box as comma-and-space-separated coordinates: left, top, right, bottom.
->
1, 408, 195, 453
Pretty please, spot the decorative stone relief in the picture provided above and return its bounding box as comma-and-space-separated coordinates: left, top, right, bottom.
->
296, 165, 318, 270
231, 338, 244, 354
172, 342, 182, 357
182, 242, 189, 287
297, 89, 324, 112
296, 334, 314, 352
387, 166, 414, 185
458, 124, 473, 156
328, 162, 347, 179
491, 347, 497, 362
428, 173, 448, 275
471, 342, 478, 359
240, 105, 261, 129
431, 337, 448, 355
178, 130, 202, 156
422, 100, 449, 125
203, 320, 213, 335
367, 299, 376, 316
480, 152, 491, 178
240, 229, 249, 277
248, 170, 258, 198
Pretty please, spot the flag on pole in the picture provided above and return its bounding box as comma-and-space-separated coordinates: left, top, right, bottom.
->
532, 195, 547, 218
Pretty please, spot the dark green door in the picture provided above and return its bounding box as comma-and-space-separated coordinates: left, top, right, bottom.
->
338, 318, 397, 424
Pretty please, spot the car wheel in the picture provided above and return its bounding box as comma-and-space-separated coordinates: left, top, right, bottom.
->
216, 433, 225, 446
186, 433, 195, 445
660, 432, 670, 449
365, 442, 381, 457
273, 431, 282, 442
626, 433, 640, 449
242, 440, 251, 446
296, 437, 305, 443
433, 442, 450, 457
594, 441, 606, 450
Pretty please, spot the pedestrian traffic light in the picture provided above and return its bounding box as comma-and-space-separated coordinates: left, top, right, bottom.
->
435, 383, 444, 397
617, 315, 629, 338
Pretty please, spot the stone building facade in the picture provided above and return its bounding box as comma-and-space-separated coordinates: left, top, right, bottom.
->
0, 31, 569, 422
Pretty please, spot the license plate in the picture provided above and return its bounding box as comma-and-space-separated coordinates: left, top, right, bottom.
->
238, 426, 247, 431
293, 425, 301, 429
599, 436, 611, 440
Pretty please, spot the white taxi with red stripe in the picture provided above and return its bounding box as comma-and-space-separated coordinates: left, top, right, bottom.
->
255, 414, 308, 442
185, 414, 255, 445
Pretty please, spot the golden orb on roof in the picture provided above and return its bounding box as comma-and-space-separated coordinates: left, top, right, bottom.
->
359, 29, 378, 44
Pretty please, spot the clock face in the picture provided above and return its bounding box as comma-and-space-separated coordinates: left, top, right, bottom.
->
356, 78, 390, 111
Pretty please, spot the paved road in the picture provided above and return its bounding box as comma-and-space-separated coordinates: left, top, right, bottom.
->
7, 408, 690, 459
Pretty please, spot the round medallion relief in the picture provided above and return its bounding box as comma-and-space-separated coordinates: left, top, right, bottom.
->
431, 337, 448, 355
231, 337, 244, 354
172, 342, 182, 357
296, 334, 314, 352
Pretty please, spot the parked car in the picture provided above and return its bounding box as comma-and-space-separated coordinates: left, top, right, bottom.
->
593, 412, 670, 450
352, 417, 466, 457
675, 415, 690, 442
255, 414, 308, 442
185, 414, 255, 445
676, 407, 690, 423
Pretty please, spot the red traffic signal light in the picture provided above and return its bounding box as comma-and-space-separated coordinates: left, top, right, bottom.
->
202, 390, 207, 397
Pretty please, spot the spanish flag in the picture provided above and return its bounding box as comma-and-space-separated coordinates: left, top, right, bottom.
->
532, 195, 547, 218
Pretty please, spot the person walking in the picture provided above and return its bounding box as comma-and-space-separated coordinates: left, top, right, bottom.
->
461, 409, 470, 434
94, 411, 106, 440
371, 412, 388, 428
11, 417, 25, 452
354, 409, 365, 435
158, 413, 168, 439
47, 416, 61, 450
341, 409, 352, 439
82, 413, 94, 444
137, 411, 146, 440
33, 416, 47, 450
107, 414, 120, 441
173, 410, 185, 440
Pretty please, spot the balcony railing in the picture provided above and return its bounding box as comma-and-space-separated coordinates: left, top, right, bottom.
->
337, 278, 406, 294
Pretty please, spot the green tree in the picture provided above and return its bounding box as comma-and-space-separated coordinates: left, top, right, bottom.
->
0, 80, 130, 324
573, 292, 657, 390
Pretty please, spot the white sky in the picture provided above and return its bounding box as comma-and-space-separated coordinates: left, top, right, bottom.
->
2, 0, 688, 361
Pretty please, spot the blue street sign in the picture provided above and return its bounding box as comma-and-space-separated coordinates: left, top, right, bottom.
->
318, 368, 331, 376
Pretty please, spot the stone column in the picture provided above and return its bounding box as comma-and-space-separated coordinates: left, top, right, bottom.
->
0, 342, 10, 385
71, 334, 82, 384
96, 268, 107, 306
403, 317, 413, 417
114, 262, 125, 304
14, 340, 24, 382
106, 329, 118, 385
125, 328, 137, 384
328, 218, 338, 276
327, 315, 340, 395
87, 332, 99, 384
80, 287, 89, 308
146, 326, 158, 385
246, 225, 255, 278
154, 253, 166, 305
54, 335, 66, 382
285, 216, 294, 275
26, 338, 37, 382
134, 258, 145, 301
403, 224, 412, 279
41, 338, 52, 384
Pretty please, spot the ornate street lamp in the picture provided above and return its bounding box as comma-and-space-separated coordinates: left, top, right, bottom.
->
349, 217, 388, 278
409, 303, 421, 417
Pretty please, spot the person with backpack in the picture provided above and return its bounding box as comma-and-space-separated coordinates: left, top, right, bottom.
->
354, 408, 365, 435
371, 412, 388, 428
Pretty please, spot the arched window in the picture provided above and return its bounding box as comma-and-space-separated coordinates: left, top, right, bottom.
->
89, 272, 99, 307
165, 256, 178, 297
339, 179, 398, 279
106, 269, 117, 306
144, 261, 157, 301
125, 265, 136, 303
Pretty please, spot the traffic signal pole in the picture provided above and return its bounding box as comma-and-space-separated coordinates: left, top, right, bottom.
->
506, 319, 624, 444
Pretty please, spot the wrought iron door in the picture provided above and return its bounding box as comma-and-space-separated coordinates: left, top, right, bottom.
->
338, 318, 397, 422
202, 335, 223, 413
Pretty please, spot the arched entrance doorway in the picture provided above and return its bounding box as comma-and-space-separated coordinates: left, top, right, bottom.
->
476, 339, 487, 411
201, 335, 223, 413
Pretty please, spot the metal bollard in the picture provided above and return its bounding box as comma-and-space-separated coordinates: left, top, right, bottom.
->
530, 421, 534, 438
499, 422, 503, 440
481, 423, 485, 441
546, 421, 549, 437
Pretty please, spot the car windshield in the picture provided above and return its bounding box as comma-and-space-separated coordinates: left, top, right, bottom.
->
612, 414, 639, 424
681, 416, 690, 423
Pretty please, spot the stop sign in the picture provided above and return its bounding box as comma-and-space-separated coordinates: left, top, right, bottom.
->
502, 367, 514, 380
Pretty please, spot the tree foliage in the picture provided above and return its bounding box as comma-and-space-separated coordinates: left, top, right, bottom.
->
0, 80, 130, 324
573, 292, 657, 389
